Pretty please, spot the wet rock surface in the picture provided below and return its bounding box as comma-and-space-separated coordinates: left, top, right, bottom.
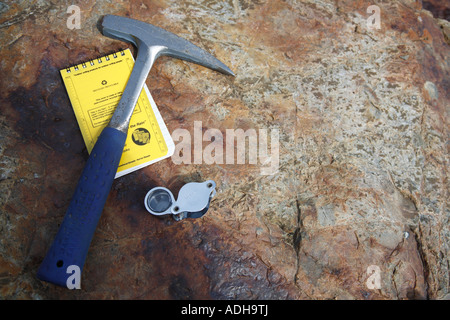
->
0, 0, 448, 299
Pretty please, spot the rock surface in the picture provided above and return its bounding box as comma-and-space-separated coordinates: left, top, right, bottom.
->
0, 0, 448, 299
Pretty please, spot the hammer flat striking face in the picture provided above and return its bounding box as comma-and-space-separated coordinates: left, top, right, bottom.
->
37, 15, 234, 287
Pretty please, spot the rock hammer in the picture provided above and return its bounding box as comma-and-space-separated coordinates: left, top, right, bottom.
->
37, 15, 234, 287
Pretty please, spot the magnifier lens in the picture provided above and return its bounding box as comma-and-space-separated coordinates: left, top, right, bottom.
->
147, 189, 172, 213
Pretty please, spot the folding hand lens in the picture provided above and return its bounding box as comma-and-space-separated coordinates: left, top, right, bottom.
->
144, 180, 216, 221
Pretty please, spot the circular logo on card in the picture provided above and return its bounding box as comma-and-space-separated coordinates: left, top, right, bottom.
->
131, 128, 151, 146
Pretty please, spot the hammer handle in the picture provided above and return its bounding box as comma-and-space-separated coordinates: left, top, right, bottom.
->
37, 127, 126, 287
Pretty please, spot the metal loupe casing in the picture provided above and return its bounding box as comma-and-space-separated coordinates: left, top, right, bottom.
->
144, 180, 216, 220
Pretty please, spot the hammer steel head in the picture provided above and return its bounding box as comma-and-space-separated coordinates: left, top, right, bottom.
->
100, 15, 235, 76
100, 15, 234, 133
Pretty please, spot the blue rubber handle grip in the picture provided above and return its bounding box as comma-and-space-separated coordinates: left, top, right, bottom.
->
37, 127, 127, 287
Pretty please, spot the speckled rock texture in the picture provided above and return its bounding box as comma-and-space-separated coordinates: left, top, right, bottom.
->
0, 0, 448, 299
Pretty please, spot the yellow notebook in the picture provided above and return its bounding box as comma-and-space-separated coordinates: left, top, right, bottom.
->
60, 49, 174, 178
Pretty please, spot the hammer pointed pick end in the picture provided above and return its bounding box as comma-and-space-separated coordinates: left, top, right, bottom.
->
210, 62, 235, 77
220, 65, 236, 77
